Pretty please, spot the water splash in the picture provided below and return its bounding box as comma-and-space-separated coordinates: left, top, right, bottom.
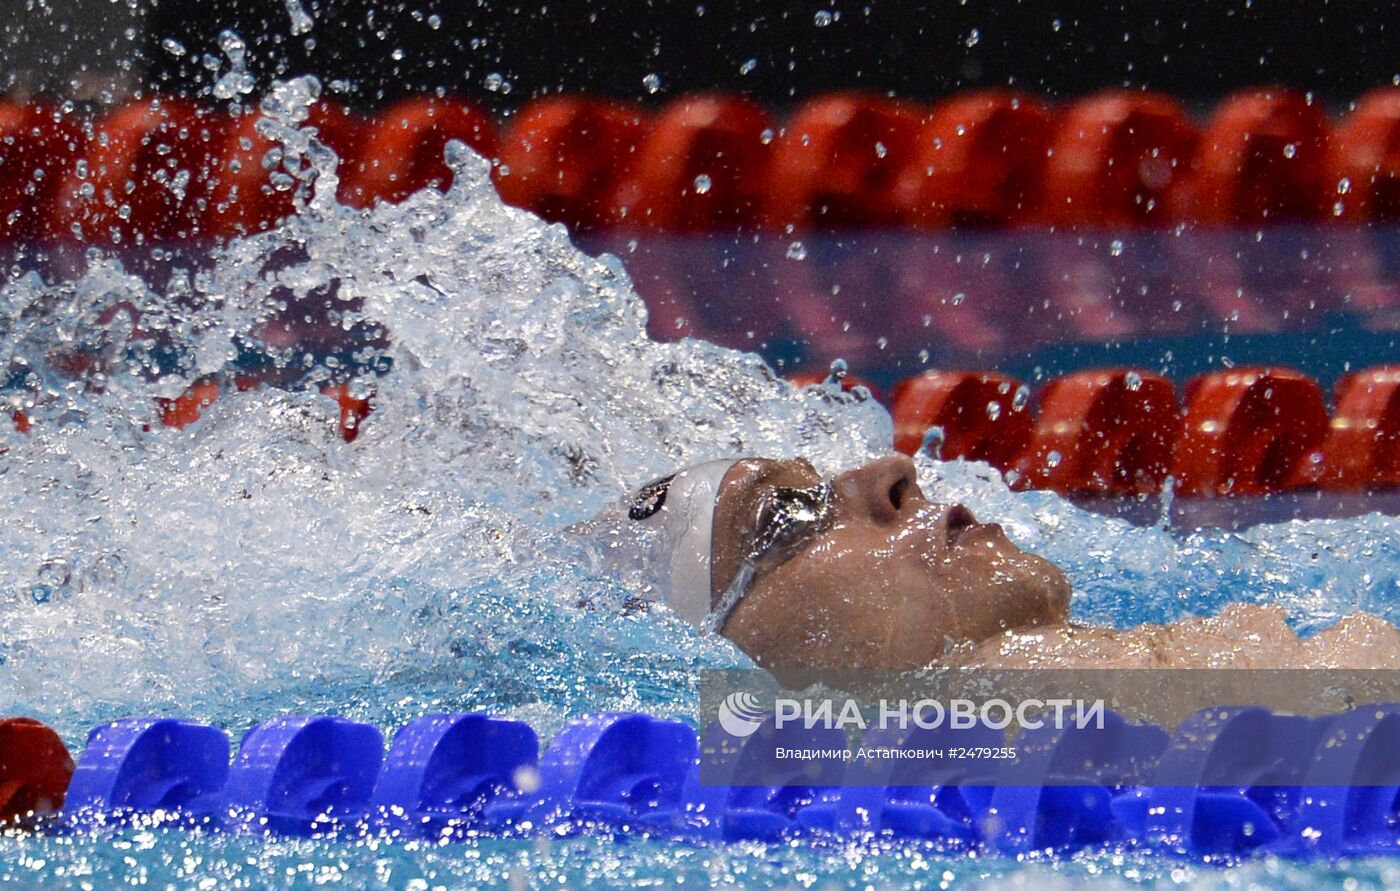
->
0, 77, 889, 733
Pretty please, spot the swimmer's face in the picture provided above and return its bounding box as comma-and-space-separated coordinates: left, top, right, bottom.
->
710, 456, 1070, 670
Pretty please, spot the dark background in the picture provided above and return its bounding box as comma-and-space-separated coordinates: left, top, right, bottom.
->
4, 0, 1398, 109
140, 0, 1400, 110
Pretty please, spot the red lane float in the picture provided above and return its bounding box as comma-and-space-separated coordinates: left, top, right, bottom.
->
52, 98, 224, 244
158, 378, 221, 429
0, 717, 74, 822
1040, 91, 1196, 228
1312, 366, 1400, 489
1184, 88, 1332, 225
1329, 88, 1400, 223
765, 93, 924, 229
205, 102, 363, 237
889, 371, 1031, 470
0, 102, 86, 241
205, 111, 283, 238
1013, 369, 1181, 495
154, 378, 369, 441
898, 90, 1054, 228
321, 383, 373, 443
342, 96, 498, 209
493, 97, 648, 232
610, 94, 772, 232
1173, 367, 1330, 496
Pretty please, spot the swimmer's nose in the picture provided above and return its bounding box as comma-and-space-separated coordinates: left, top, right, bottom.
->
833, 454, 926, 525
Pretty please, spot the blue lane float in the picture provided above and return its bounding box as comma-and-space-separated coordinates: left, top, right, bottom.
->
979, 709, 1170, 855
514, 713, 695, 832
372, 713, 538, 839
1117, 707, 1332, 858
54, 705, 1400, 859
65, 718, 230, 826
223, 716, 384, 836
1284, 705, 1400, 858
795, 720, 1003, 842
683, 716, 848, 842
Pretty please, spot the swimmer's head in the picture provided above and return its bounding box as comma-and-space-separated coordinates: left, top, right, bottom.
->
585, 454, 1071, 670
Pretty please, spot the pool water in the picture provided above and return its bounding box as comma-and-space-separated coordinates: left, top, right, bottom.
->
6, 827, 1400, 890
3, 78, 1400, 889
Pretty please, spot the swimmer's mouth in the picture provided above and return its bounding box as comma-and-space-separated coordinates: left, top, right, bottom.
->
945, 504, 978, 546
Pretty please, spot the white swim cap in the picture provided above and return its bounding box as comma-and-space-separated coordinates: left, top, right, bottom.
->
577, 458, 745, 629
629, 458, 743, 627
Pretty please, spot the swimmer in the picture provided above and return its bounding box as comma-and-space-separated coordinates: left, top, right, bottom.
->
579, 455, 1400, 670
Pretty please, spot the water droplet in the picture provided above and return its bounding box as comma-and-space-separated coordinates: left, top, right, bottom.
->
1045, 450, 1063, 469
951, 292, 966, 306
642, 73, 662, 94
483, 73, 511, 93
427, 14, 442, 29
1283, 143, 1297, 159
874, 141, 887, 158
218, 29, 246, 58
739, 58, 757, 75
922, 426, 946, 460
284, 0, 315, 35
1109, 239, 1124, 257
161, 37, 186, 57
986, 401, 1002, 421
442, 139, 476, 171
1012, 385, 1030, 411
786, 241, 807, 261
1337, 177, 1352, 195
693, 174, 712, 194
759, 128, 774, 144
1124, 370, 1143, 391
965, 28, 981, 47
513, 764, 541, 794
814, 10, 833, 27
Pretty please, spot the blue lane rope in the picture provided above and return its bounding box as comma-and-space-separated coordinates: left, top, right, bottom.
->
53, 705, 1400, 859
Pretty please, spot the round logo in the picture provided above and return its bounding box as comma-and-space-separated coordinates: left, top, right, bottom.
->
717, 691, 767, 738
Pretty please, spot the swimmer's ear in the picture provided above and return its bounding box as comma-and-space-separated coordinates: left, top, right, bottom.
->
627, 474, 675, 521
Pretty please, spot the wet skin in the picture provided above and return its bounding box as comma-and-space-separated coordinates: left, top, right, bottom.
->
709, 455, 1071, 670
